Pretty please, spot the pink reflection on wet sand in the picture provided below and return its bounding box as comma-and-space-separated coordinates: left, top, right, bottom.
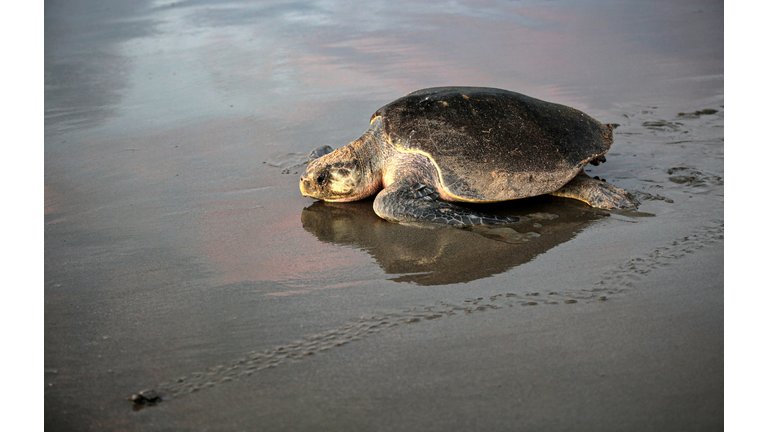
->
194, 191, 370, 289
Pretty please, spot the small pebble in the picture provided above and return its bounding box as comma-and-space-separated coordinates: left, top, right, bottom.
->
130, 390, 161, 405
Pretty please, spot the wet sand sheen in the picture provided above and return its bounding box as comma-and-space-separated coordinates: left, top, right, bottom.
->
45, 1, 723, 430
147, 221, 723, 401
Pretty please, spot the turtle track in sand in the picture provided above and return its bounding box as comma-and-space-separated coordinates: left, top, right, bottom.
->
135, 220, 724, 403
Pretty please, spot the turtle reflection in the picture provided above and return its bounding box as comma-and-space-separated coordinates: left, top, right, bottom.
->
301, 197, 605, 285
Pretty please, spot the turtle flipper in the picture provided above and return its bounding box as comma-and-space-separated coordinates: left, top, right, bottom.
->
373, 183, 519, 227
550, 172, 640, 210
307, 145, 334, 163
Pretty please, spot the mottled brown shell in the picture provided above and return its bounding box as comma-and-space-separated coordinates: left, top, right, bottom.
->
372, 87, 613, 201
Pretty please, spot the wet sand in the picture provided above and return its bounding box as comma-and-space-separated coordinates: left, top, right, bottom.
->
45, 1, 724, 430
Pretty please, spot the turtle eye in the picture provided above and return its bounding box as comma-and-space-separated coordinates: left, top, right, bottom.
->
316, 171, 328, 185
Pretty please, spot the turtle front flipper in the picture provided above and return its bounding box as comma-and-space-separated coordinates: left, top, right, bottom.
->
307, 145, 334, 163
550, 172, 640, 210
373, 182, 519, 227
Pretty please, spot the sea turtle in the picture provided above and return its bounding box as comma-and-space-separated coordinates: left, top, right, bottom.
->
299, 87, 638, 226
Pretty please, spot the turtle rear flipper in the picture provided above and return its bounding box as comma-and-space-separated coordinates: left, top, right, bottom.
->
550, 172, 639, 210
373, 182, 519, 227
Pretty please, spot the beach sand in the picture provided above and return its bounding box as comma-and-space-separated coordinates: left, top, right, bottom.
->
45, 1, 724, 430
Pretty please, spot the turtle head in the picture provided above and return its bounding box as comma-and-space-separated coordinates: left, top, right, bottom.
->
300, 145, 379, 202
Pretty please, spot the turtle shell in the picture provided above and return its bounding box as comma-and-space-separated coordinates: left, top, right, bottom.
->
372, 87, 613, 202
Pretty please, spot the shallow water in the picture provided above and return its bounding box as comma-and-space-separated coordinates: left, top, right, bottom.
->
45, 1, 723, 430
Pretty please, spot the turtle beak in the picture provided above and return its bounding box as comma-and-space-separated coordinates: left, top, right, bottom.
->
299, 171, 319, 198
299, 174, 311, 197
